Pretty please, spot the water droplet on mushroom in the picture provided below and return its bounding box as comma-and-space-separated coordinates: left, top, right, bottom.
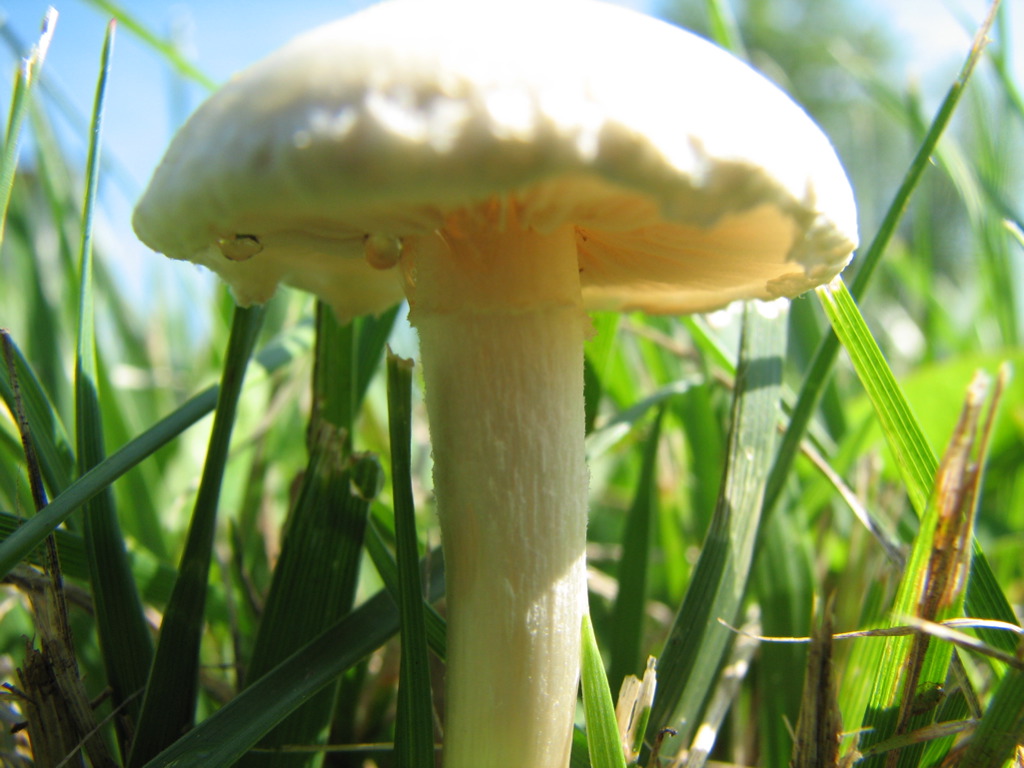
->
363, 233, 403, 270
217, 234, 263, 261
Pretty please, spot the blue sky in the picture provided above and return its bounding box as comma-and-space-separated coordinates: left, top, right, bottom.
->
2, 0, 1015, 303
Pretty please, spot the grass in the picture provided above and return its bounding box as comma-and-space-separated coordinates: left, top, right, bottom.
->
1, 1, 1023, 767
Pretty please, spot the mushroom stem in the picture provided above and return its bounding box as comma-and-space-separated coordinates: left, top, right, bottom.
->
406, 214, 588, 768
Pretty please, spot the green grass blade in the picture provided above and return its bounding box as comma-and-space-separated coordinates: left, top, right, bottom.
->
387, 352, 435, 768
761, 3, 997, 521
71, 21, 153, 743
237, 305, 385, 767
990, 3, 1024, 125
703, 0, 747, 59
648, 303, 786, 751
0, 509, 202, 612
0, 331, 75, 497
570, 728, 593, 768
82, 0, 217, 90
310, 304, 356, 443
858, 513, 975, 763
129, 305, 265, 767
0, 322, 312, 578
139, 556, 446, 768
581, 613, 628, 768
962, 551, 1020, 654
854, 501, 956, 767
240, 443, 380, 768
310, 303, 399, 447
0, 9, 56, 246
667, 381, 724, 597
755, 508, 814, 768
0, 392, 212, 576
16, 100, 87, 412
584, 312, 623, 433
607, 406, 664, 691
88, 260, 170, 559
73, 21, 112, 393
355, 306, 400, 409
365, 519, 448, 659
816, 280, 935, 513
958, 666, 1024, 767
817, 279, 1016, 763
817, 279, 1017, 643
0, 511, 89, 581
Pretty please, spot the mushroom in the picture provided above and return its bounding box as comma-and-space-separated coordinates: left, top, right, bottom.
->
133, 1, 857, 766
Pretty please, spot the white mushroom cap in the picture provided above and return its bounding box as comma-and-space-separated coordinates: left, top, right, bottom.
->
133, 0, 858, 321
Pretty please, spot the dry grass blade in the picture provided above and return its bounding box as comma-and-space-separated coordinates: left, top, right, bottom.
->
859, 719, 978, 762
2, 332, 115, 768
790, 599, 842, 768
888, 368, 1005, 755
926, 371, 996, 615
615, 656, 657, 765
901, 617, 1023, 671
